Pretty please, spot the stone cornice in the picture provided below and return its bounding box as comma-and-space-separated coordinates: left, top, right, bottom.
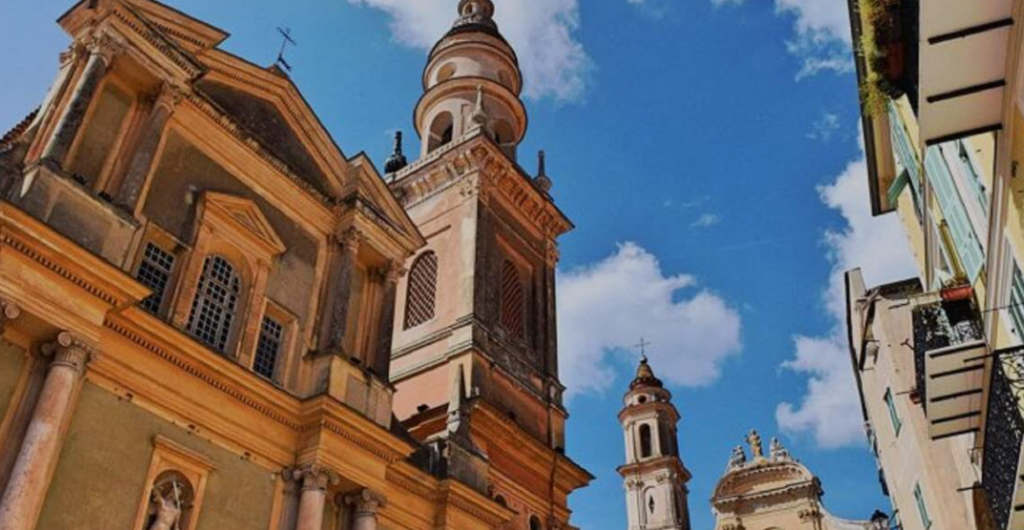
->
299, 396, 416, 465
390, 133, 572, 240
0, 202, 149, 309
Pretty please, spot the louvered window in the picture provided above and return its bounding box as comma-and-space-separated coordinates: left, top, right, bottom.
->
187, 256, 241, 354
137, 242, 176, 314
499, 260, 524, 339
254, 315, 283, 380
405, 252, 438, 329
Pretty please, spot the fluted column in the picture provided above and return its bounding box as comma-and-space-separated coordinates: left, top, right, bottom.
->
294, 466, 338, 530
372, 264, 404, 380
322, 229, 361, 356
41, 36, 120, 166
344, 489, 386, 530
0, 301, 20, 338
114, 85, 182, 212
0, 332, 93, 530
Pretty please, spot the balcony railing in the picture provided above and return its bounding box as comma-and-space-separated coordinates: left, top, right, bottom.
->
912, 296, 986, 438
983, 349, 1024, 530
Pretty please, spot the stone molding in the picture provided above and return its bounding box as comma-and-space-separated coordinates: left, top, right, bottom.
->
293, 465, 340, 492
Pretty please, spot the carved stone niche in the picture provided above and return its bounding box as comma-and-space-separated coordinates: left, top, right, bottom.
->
132, 436, 215, 530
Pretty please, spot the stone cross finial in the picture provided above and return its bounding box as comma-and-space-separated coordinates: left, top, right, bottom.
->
746, 430, 763, 460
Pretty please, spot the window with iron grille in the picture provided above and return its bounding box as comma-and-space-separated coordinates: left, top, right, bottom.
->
254, 315, 283, 380
404, 251, 438, 329
137, 243, 176, 314
499, 259, 524, 339
187, 256, 241, 354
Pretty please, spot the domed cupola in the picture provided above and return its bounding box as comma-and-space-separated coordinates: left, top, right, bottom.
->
415, 0, 528, 160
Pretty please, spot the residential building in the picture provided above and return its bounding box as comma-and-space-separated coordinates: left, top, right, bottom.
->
0, 0, 590, 529
846, 0, 1024, 528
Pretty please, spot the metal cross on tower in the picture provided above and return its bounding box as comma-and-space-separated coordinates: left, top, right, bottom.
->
275, 27, 297, 72
634, 338, 652, 362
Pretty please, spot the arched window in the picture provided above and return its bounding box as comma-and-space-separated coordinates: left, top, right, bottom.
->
639, 424, 653, 459
428, 112, 454, 153
187, 255, 241, 354
405, 251, 438, 329
499, 260, 524, 339
529, 515, 543, 530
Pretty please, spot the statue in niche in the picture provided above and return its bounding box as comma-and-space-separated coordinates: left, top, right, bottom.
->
144, 471, 194, 530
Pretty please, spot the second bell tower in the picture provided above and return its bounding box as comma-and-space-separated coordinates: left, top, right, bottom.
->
618, 358, 693, 530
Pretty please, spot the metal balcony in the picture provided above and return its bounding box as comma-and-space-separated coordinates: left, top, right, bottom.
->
982, 349, 1024, 530
912, 297, 986, 439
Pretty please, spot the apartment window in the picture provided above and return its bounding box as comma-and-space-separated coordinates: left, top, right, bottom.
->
499, 259, 525, 339
884, 388, 902, 436
137, 242, 176, 314
187, 256, 241, 354
254, 316, 284, 380
913, 483, 933, 529
925, 144, 985, 281
1011, 261, 1024, 341
404, 251, 438, 329
957, 140, 990, 216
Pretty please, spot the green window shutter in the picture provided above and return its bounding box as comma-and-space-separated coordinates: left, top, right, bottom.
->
888, 102, 923, 221
925, 144, 985, 282
1011, 261, 1024, 341
888, 169, 911, 208
914, 483, 933, 529
884, 388, 902, 436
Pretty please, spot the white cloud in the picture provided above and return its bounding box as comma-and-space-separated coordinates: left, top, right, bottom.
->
775, 137, 917, 448
774, 0, 854, 79
807, 111, 840, 141
557, 242, 743, 397
348, 0, 591, 102
691, 213, 722, 229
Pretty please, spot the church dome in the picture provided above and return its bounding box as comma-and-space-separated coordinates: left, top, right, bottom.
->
630, 357, 664, 390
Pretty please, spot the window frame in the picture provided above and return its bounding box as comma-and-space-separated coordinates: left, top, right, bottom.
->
913, 482, 933, 529
404, 250, 439, 330
884, 387, 902, 436
186, 254, 243, 355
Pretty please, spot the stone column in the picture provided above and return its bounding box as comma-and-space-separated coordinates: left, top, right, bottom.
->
294, 466, 338, 530
322, 228, 361, 356
0, 332, 92, 530
41, 36, 120, 167
0, 301, 21, 338
114, 85, 182, 212
371, 264, 404, 380
344, 489, 386, 530
276, 468, 302, 530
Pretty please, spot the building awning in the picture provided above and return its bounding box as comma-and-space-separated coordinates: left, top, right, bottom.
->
919, 0, 1014, 147
925, 339, 987, 439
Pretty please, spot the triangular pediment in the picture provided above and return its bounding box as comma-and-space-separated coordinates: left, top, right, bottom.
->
203, 192, 286, 256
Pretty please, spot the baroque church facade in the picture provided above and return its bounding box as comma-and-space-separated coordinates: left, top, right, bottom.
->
0, 1, 590, 529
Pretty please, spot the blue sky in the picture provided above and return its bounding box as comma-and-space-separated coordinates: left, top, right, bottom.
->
0, 0, 919, 528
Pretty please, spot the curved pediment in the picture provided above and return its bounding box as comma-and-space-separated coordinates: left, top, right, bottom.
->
713, 459, 817, 502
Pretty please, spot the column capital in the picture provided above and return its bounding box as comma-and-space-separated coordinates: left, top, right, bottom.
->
344, 488, 387, 514
41, 332, 94, 373
152, 84, 187, 113
83, 32, 126, 67
333, 226, 365, 254
292, 465, 339, 492
0, 300, 21, 336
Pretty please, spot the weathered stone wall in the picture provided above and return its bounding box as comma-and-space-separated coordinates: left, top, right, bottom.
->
36, 382, 276, 530
67, 82, 132, 188
0, 341, 26, 424
143, 130, 320, 327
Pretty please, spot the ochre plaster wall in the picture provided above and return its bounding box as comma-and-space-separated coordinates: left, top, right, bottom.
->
36, 382, 276, 530
143, 130, 320, 327
0, 340, 26, 423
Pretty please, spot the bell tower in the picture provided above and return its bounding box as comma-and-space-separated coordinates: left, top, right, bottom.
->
618, 358, 692, 530
415, 0, 527, 160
